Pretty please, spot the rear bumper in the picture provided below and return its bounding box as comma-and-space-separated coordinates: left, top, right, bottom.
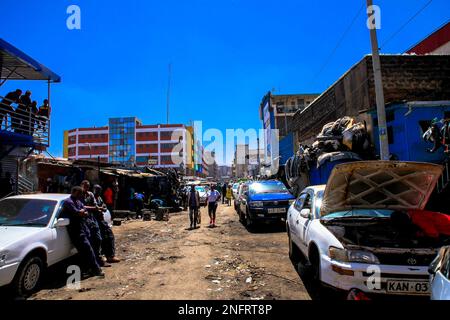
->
0, 262, 20, 287
320, 254, 430, 296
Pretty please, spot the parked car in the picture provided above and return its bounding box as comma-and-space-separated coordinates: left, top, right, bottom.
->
234, 182, 249, 214
239, 180, 295, 227
429, 246, 450, 300
195, 186, 208, 207
287, 161, 447, 298
231, 183, 240, 199
0, 194, 112, 297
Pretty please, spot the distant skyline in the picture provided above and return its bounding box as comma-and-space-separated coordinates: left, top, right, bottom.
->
1, 0, 449, 161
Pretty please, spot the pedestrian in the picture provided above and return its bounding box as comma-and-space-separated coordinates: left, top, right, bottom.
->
0, 89, 21, 130
29, 101, 38, 136
187, 185, 200, 230
221, 183, 227, 204
134, 192, 145, 218
93, 185, 121, 263
80, 180, 108, 268
16, 90, 32, 134
226, 185, 233, 206
206, 185, 221, 228
61, 187, 104, 277
37, 99, 50, 131
103, 185, 115, 217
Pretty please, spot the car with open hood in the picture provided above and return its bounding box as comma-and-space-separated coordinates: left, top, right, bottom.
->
0, 194, 112, 297
287, 161, 449, 298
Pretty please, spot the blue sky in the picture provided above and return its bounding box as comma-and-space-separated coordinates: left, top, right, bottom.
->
1, 0, 449, 160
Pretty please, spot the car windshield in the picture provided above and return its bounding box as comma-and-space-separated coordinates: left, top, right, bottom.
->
322, 209, 394, 221
232, 184, 239, 190
0, 198, 57, 227
195, 186, 206, 193
249, 182, 288, 194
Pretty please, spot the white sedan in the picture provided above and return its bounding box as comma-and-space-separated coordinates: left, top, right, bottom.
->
0, 194, 111, 297
287, 161, 446, 298
429, 246, 450, 300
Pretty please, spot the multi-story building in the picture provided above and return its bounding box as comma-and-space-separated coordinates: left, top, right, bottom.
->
259, 92, 319, 175
64, 117, 191, 169
232, 144, 249, 179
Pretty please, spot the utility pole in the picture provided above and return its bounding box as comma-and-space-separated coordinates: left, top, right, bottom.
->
166, 63, 172, 125
366, 0, 389, 160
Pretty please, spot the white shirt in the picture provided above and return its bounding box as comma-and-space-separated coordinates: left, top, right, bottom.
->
207, 190, 221, 203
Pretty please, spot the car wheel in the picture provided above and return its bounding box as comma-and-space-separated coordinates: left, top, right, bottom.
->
13, 255, 44, 297
309, 248, 321, 284
245, 210, 253, 228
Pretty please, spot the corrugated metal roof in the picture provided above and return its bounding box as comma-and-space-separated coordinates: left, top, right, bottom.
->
0, 38, 61, 82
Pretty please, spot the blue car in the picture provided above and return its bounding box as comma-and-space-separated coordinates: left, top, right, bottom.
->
239, 180, 295, 227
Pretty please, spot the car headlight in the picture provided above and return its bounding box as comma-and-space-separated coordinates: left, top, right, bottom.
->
249, 201, 264, 208
0, 252, 7, 267
329, 247, 379, 264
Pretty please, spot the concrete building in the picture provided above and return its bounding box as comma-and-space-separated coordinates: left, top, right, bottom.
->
64, 117, 190, 170
291, 54, 450, 146
232, 144, 249, 178
259, 93, 319, 175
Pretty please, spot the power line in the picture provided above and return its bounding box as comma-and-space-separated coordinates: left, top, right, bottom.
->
312, 2, 366, 84
380, 0, 433, 50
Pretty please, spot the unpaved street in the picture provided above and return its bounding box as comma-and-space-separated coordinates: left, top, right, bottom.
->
30, 204, 311, 300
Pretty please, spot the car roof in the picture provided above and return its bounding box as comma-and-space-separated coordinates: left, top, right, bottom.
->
5, 193, 70, 202
250, 180, 283, 185
306, 185, 326, 193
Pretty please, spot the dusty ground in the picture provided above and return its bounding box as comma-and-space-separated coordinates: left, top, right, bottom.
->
24, 204, 311, 300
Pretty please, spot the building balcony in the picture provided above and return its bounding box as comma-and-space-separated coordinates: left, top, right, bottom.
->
0, 102, 50, 148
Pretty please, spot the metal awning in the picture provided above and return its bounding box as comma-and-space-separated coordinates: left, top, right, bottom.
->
0, 38, 61, 82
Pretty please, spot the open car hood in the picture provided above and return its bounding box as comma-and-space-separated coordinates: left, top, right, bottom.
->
321, 161, 443, 217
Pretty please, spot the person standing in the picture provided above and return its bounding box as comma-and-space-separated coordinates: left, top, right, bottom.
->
226, 185, 233, 206
80, 180, 107, 268
16, 90, 32, 134
103, 185, 115, 218
221, 183, 227, 204
0, 89, 21, 130
187, 185, 200, 230
207, 185, 221, 228
37, 99, 50, 131
61, 187, 104, 277
93, 185, 121, 263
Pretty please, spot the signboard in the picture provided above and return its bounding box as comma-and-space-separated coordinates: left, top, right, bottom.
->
148, 158, 158, 165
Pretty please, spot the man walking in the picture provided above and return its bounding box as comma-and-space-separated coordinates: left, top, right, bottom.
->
187, 185, 200, 230
221, 183, 227, 204
93, 185, 121, 264
207, 185, 221, 228
62, 187, 104, 277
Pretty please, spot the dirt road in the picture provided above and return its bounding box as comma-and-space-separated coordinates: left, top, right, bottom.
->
30, 204, 311, 300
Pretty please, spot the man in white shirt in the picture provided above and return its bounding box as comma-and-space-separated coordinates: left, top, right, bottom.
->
207, 185, 221, 227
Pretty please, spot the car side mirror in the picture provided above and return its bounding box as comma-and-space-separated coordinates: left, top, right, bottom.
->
54, 218, 70, 228
300, 208, 312, 219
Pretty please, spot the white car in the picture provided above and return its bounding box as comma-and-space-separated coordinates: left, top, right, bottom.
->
0, 194, 112, 296
195, 186, 208, 207
287, 161, 446, 298
232, 183, 240, 199
429, 246, 450, 300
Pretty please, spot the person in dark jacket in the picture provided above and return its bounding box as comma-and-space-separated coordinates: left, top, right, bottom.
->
93, 185, 120, 263
187, 185, 200, 230
0, 89, 21, 130
15, 90, 32, 134
61, 187, 104, 277
37, 99, 50, 131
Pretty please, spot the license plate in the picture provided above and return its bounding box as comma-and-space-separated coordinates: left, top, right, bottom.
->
267, 208, 286, 214
386, 280, 430, 294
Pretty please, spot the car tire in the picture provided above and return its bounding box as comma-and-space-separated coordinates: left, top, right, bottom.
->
245, 209, 253, 228
13, 255, 45, 298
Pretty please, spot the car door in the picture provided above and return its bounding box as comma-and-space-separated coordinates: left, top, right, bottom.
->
239, 184, 249, 214
296, 192, 314, 253
49, 204, 75, 265
289, 193, 307, 249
